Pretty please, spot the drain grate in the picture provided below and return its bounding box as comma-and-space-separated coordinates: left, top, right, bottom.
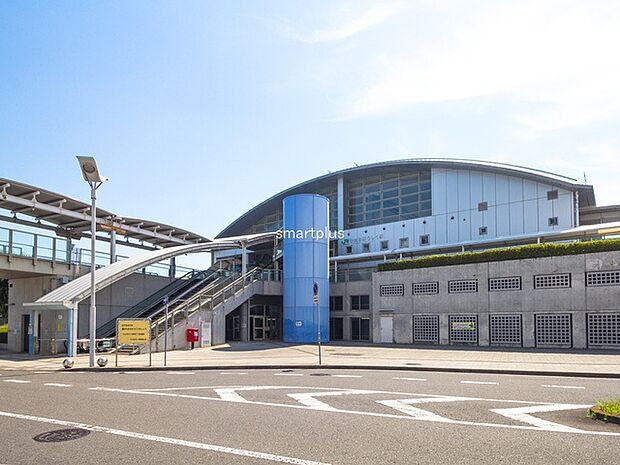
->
33, 428, 91, 443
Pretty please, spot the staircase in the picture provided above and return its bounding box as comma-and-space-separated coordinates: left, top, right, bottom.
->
95, 265, 234, 340
146, 267, 280, 352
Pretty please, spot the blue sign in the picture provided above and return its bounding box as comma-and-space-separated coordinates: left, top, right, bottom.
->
163, 295, 169, 305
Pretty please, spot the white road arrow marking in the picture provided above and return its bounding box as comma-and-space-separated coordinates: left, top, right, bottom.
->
377, 396, 473, 422
288, 390, 381, 411
490, 404, 591, 432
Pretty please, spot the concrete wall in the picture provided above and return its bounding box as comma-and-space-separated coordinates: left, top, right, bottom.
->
369, 250, 620, 350
6, 271, 174, 353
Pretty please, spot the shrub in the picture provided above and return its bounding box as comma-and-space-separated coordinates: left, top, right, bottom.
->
377, 239, 620, 272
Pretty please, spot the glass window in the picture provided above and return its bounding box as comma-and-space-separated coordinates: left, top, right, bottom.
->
351, 317, 370, 340
330, 296, 343, 311
330, 317, 344, 340
382, 189, 398, 199
352, 295, 370, 310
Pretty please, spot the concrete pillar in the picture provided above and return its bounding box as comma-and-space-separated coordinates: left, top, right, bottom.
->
478, 313, 489, 346
240, 301, 249, 342
439, 313, 449, 345
241, 242, 247, 276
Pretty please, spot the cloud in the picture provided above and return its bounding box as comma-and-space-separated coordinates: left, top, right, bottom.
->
275, 3, 402, 44
334, 1, 620, 129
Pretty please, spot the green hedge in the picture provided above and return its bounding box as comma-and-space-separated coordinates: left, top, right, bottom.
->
377, 239, 620, 272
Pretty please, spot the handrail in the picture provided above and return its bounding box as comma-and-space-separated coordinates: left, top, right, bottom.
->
95, 268, 213, 338
149, 267, 264, 340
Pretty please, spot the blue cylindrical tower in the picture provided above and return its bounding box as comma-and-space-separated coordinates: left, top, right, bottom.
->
282, 194, 329, 343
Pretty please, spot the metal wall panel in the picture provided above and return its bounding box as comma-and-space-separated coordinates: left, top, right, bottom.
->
283, 194, 330, 343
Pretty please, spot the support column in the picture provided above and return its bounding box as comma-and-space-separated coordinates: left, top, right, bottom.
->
169, 257, 176, 279
67, 303, 79, 357
241, 242, 247, 276
337, 175, 344, 231
110, 230, 117, 263
240, 301, 249, 342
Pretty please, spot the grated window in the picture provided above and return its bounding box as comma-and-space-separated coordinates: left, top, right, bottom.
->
489, 276, 522, 291
413, 281, 439, 295
490, 314, 522, 346
535, 313, 572, 347
478, 201, 488, 212
380, 240, 389, 250
362, 243, 370, 253
413, 315, 439, 343
448, 279, 478, 293
345, 245, 352, 254
479, 226, 488, 235
587, 313, 620, 348
449, 315, 478, 344
399, 237, 409, 249
380, 284, 404, 296
586, 271, 620, 287
548, 217, 559, 226
419, 234, 430, 246
534, 273, 571, 289
547, 190, 558, 200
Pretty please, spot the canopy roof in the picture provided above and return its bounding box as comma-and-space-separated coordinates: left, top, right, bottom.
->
25, 231, 276, 310
0, 177, 209, 247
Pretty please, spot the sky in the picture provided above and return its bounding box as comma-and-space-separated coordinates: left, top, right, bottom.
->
1, 0, 620, 267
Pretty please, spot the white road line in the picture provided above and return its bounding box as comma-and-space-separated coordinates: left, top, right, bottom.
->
90, 386, 620, 436
491, 404, 590, 432
377, 397, 471, 422
331, 375, 362, 378
44, 383, 73, 387
393, 377, 427, 382
274, 373, 304, 376
461, 381, 499, 385
166, 372, 195, 375
3, 379, 30, 384
541, 385, 585, 390
288, 390, 380, 411
220, 372, 248, 375
0, 410, 330, 465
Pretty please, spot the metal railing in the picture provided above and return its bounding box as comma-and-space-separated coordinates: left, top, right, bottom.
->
0, 225, 196, 278
150, 267, 278, 351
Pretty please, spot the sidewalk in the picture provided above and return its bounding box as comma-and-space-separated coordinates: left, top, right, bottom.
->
2, 342, 620, 376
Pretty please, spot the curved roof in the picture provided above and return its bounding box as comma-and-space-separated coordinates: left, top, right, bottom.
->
0, 177, 209, 247
216, 158, 595, 238
25, 231, 276, 309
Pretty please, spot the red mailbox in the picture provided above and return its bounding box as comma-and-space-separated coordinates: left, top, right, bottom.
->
186, 328, 199, 349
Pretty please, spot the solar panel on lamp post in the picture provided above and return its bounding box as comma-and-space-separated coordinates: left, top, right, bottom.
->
76, 156, 108, 368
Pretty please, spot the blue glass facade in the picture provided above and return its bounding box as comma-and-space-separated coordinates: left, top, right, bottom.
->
282, 194, 330, 343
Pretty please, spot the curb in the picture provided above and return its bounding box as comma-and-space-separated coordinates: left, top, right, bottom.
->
63, 364, 620, 378
589, 406, 620, 425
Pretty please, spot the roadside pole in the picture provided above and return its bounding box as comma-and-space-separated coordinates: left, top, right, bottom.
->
163, 295, 169, 367
313, 282, 321, 366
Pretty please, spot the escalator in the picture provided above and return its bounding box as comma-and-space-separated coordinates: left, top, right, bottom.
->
95, 266, 231, 339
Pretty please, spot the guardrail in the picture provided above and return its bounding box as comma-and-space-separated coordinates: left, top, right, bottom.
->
0, 225, 196, 278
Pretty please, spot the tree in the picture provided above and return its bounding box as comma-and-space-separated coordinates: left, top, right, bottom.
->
0, 279, 7, 321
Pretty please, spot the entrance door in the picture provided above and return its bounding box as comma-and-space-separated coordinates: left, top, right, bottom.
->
22, 314, 30, 353
232, 316, 241, 341
380, 316, 393, 343
252, 316, 265, 340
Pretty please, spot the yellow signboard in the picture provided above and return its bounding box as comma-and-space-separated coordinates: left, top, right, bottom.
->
117, 319, 150, 345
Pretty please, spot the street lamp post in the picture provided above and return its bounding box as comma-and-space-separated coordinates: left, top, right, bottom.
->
76, 156, 108, 368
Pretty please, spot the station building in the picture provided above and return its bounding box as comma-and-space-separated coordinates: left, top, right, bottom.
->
2, 158, 620, 354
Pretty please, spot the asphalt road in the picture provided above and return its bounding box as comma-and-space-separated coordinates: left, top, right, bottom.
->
0, 368, 618, 465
